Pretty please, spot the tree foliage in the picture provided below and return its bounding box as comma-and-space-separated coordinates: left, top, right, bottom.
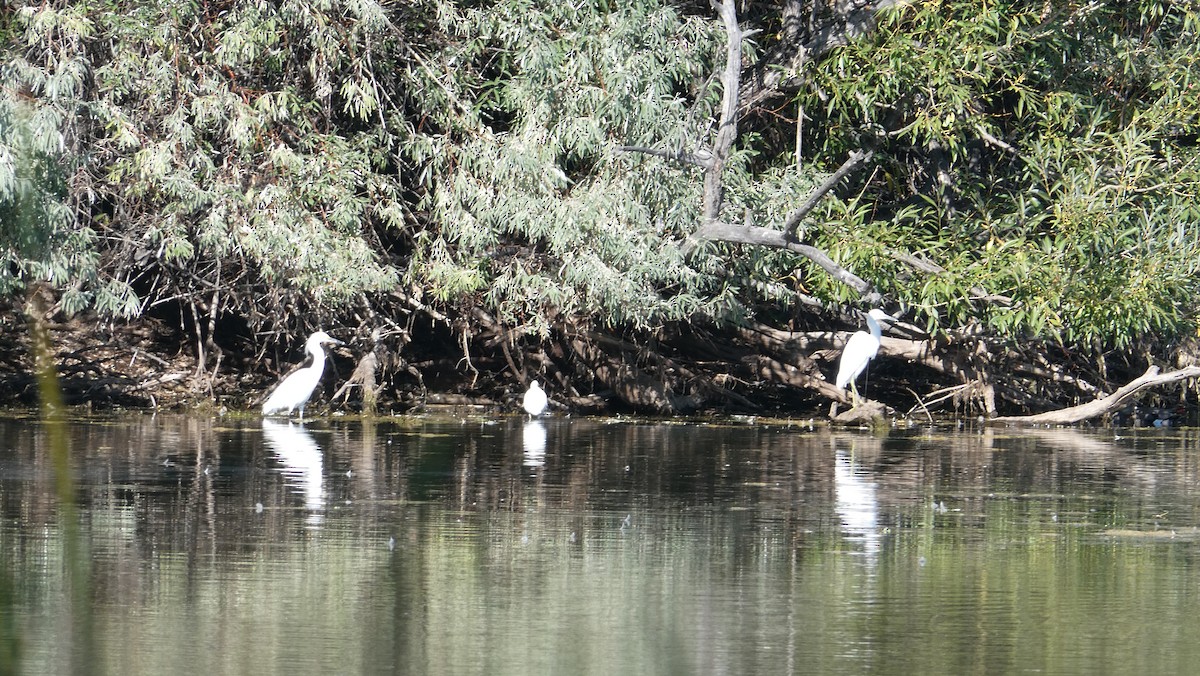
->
1, 11, 137, 316
3, 0, 1200, 412
410, 0, 828, 335
3, 0, 406, 336
800, 0, 1200, 347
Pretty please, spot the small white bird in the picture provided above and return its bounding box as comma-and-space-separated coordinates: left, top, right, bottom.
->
522, 380, 549, 417
262, 331, 343, 421
835, 309, 894, 406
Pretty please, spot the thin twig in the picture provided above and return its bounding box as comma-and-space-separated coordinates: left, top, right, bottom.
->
904, 386, 935, 423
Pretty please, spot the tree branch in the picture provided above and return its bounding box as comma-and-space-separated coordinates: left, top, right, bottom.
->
702, 0, 745, 222
645, 2, 878, 302
690, 219, 879, 302
783, 149, 873, 239
990, 365, 1200, 425
738, 0, 898, 115
615, 145, 714, 169
887, 250, 1013, 305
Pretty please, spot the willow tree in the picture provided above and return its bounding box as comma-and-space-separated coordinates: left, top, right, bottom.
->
405, 0, 891, 411
1, 29, 138, 317
1, 0, 418, 381
785, 0, 1200, 415
4, 0, 1200, 416
405, 0, 1200, 416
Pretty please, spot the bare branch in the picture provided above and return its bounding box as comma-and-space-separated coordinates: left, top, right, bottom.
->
990, 365, 1200, 425
644, 4, 877, 302
703, 0, 746, 222
975, 125, 1018, 155
783, 149, 873, 239
691, 219, 878, 301
616, 145, 714, 169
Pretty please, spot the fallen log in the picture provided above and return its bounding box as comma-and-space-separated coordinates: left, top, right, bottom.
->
990, 365, 1200, 426
568, 336, 679, 414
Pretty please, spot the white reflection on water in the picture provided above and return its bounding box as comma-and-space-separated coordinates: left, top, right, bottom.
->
834, 449, 880, 563
522, 420, 547, 467
262, 419, 325, 524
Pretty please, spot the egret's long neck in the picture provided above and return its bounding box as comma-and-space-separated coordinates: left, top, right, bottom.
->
866, 315, 882, 340
307, 342, 327, 370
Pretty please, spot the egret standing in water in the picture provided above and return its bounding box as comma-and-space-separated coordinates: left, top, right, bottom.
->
836, 309, 894, 406
522, 380, 549, 417
262, 330, 343, 421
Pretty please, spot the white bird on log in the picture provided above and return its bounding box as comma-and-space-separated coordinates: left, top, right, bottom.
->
835, 309, 894, 406
262, 331, 343, 421
522, 380, 549, 417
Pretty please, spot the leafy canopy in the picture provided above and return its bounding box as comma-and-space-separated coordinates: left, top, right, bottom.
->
3, 0, 1199, 355
802, 0, 1200, 346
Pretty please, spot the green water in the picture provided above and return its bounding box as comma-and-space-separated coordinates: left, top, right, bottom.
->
2, 415, 1199, 675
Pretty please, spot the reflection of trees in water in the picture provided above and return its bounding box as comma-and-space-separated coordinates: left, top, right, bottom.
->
6, 418, 1200, 674
4, 417, 1200, 566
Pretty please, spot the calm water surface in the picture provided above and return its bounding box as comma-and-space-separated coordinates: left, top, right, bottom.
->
2, 414, 1200, 675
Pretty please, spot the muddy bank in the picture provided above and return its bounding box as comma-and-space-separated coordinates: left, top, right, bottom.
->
4, 303, 1194, 425
0, 309, 647, 417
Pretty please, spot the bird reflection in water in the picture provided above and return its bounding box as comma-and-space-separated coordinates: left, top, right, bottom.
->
834, 449, 881, 563
522, 420, 547, 467
262, 419, 326, 524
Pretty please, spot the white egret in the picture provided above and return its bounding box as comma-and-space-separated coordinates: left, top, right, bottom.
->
522, 380, 549, 417
261, 330, 343, 420
835, 309, 894, 405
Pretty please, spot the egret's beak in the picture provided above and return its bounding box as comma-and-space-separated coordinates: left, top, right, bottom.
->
326, 338, 349, 356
